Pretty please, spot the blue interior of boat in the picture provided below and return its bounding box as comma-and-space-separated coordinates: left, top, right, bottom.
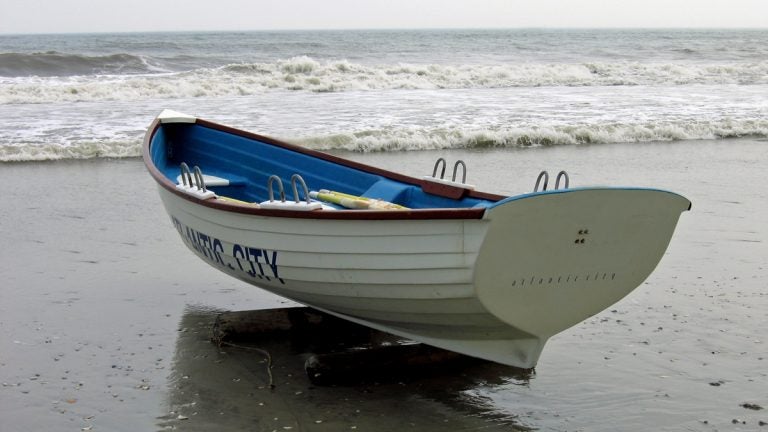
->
151, 123, 496, 209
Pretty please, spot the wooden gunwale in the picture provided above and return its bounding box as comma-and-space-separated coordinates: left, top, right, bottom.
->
143, 117, 505, 221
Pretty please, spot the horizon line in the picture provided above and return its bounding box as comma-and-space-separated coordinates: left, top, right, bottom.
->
2, 25, 767, 37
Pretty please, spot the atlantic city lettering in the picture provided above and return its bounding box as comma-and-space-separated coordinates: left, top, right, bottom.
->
171, 216, 284, 284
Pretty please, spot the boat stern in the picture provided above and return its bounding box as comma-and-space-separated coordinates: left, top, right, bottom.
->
474, 188, 690, 341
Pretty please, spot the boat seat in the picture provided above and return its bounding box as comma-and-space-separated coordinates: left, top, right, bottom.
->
259, 200, 323, 211
175, 173, 247, 188
360, 179, 411, 204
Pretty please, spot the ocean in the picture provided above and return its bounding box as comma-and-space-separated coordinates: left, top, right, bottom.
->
1, 29, 767, 160
1, 29, 767, 431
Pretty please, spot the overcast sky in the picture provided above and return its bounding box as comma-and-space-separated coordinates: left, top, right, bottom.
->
1, 0, 767, 34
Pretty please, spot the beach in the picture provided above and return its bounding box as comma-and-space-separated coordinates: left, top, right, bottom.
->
2, 28, 767, 431
1, 138, 766, 431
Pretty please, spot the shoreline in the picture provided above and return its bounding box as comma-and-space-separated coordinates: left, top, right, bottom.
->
1, 138, 765, 431
2, 134, 766, 165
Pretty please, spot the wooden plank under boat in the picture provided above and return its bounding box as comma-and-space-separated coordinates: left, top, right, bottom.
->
143, 110, 691, 369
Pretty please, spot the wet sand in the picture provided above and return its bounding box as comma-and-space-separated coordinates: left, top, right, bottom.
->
1, 139, 766, 431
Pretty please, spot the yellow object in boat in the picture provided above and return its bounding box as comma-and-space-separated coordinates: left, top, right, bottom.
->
216, 196, 259, 206
311, 190, 408, 210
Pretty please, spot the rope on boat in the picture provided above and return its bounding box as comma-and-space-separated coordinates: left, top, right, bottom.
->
211, 329, 275, 389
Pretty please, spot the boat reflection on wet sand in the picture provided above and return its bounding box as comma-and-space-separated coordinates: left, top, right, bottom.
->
158, 306, 533, 431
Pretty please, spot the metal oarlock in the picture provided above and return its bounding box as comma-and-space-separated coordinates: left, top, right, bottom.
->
555, 171, 569, 190
452, 160, 467, 183
290, 174, 311, 204
180, 162, 193, 188
422, 157, 476, 195
534, 170, 571, 192
176, 162, 216, 200
429, 158, 469, 184
534, 171, 549, 192
267, 175, 286, 202
193, 165, 207, 192
432, 157, 447, 179
261, 174, 321, 211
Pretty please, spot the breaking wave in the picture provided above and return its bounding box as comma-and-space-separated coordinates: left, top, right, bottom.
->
4, 119, 766, 162
0, 140, 140, 162
297, 120, 768, 152
2, 57, 768, 104
0, 51, 169, 77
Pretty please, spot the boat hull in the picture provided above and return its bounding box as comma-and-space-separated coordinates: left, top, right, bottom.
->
158, 183, 689, 368
144, 111, 690, 368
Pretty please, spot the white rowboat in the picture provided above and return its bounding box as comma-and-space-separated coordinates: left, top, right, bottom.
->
143, 110, 690, 368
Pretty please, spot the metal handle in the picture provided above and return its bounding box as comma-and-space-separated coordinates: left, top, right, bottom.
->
534, 171, 549, 192
555, 171, 570, 190
431, 158, 447, 179
179, 162, 193, 187
193, 166, 207, 192
452, 160, 467, 183
290, 174, 311, 204
179, 162, 207, 192
267, 175, 286, 202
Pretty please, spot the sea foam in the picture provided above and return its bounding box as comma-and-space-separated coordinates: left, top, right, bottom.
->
2, 57, 767, 104
3, 118, 766, 162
